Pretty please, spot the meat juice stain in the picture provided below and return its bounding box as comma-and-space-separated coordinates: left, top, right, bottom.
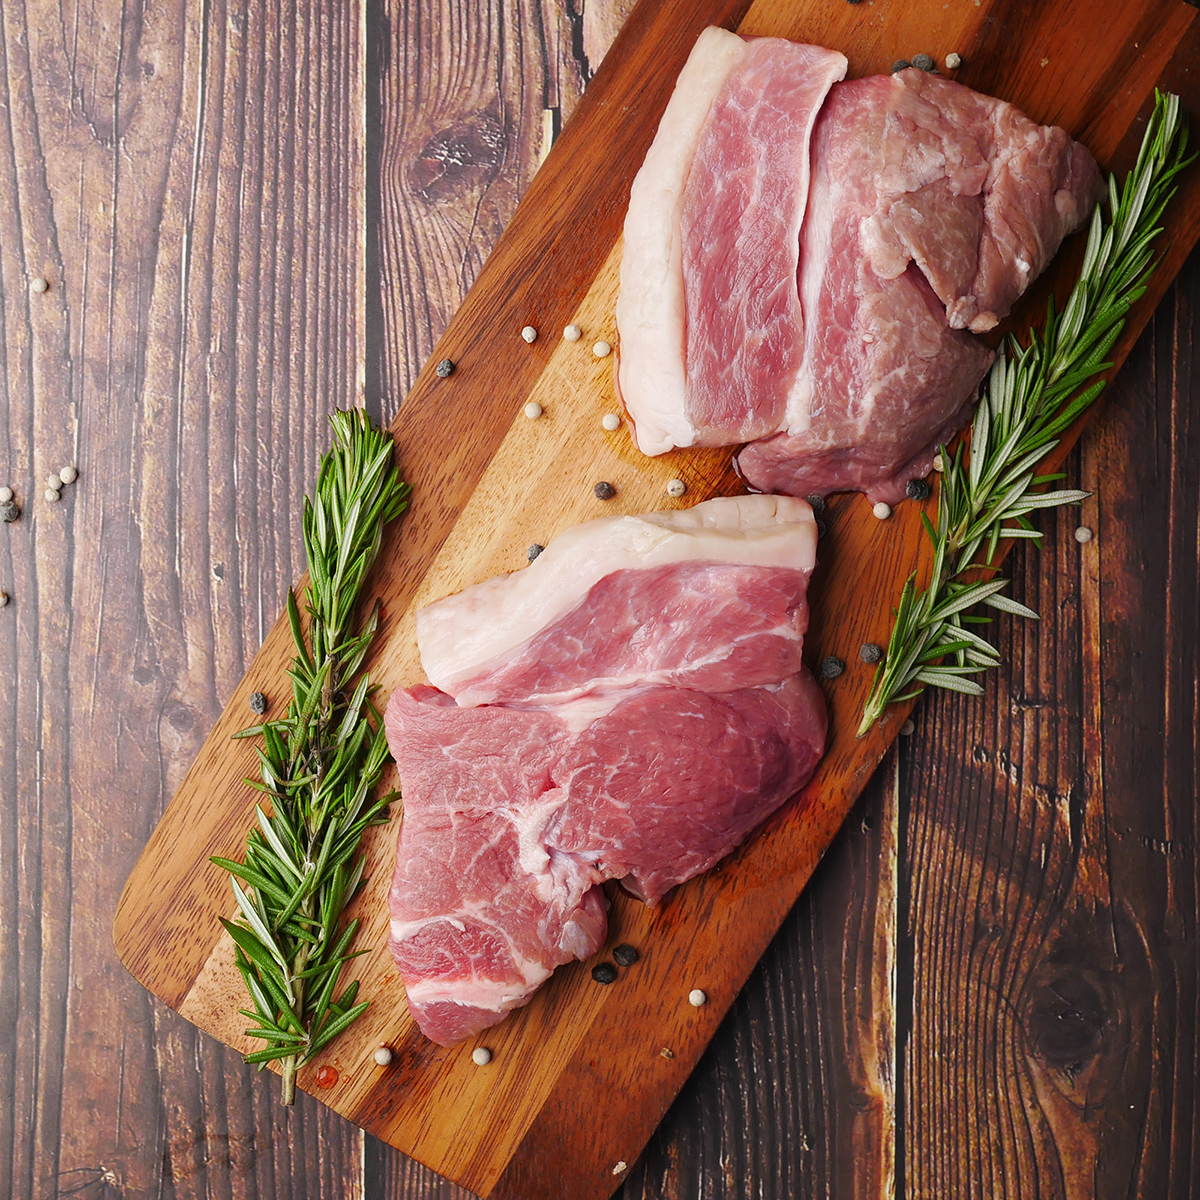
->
315, 1065, 339, 1088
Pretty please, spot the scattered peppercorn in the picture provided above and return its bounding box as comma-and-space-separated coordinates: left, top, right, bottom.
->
666, 479, 687, 498
945, 52, 963, 70
688, 989, 707, 1007
435, 358, 455, 378
593, 340, 612, 358
820, 656, 845, 680
563, 324, 583, 342
44, 489, 60, 503
805, 493, 826, 516
911, 53, 935, 71
593, 481, 616, 500
860, 642, 884, 664
872, 501, 892, 520
602, 412, 621, 431
900, 718, 916, 736
933, 453, 944, 472
0, 487, 12, 503
906, 478, 931, 501
0, 592, 8, 608
47, 474, 63, 492
1074, 526, 1094, 543
1, 500, 19, 523
373, 1046, 393, 1066
892, 59, 911, 73
59, 465, 78, 484
527, 543, 544, 562
250, 691, 268, 715
613, 943, 639, 967
524, 401, 543, 419
472, 1047, 493, 1066
31, 276, 49, 294
592, 962, 618, 985
521, 325, 538, 343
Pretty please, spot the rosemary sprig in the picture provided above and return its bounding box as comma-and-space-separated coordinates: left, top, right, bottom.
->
858, 92, 1191, 736
213, 409, 410, 1103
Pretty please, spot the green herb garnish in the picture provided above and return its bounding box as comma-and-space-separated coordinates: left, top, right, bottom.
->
213, 408, 410, 1103
859, 92, 1191, 735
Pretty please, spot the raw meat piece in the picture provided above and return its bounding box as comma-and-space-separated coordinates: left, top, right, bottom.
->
387, 674, 826, 1045
615, 31, 1103, 501
736, 69, 1103, 503
680, 39, 847, 447
418, 494, 817, 707
615, 27, 750, 456
616, 32, 845, 455
387, 496, 826, 1044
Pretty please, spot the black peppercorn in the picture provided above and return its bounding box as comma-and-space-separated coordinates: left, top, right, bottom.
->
891, 59, 911, 73
805, 493, 826, 516
593, 481, 616, 500
435, 358, 455, 378
591, 962, 617, 985
527, 544, 544, 562
911, 53, 936, 72
859, 643, 884, 664
906, 478, 932, 501
250, 691, 268, 715
613, 944, 639, 967
0, 500, 19, 523
820, 656, 845, 680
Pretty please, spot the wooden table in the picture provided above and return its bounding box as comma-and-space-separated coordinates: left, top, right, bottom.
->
3, 1, 1197, 1197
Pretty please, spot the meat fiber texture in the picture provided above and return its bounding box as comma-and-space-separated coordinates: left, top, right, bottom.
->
616, 30, 847, 454
615, 32, 1104, 503
386, 496, 828, 1045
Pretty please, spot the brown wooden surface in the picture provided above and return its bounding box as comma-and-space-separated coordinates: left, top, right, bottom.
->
2, 3, 1197, 1200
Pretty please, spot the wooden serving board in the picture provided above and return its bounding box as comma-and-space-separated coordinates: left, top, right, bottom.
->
114, 0, 1200, 1196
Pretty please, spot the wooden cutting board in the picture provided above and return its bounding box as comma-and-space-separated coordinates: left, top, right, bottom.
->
113, 0, 1200, 1196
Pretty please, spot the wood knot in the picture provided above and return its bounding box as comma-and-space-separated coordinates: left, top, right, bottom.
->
1024, 972, 1111, 1074
410, 107, 505, 203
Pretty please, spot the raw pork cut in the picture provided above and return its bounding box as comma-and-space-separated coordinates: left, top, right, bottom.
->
418, 493, 817, 706
736, 69, 1103, 502
614, 27, 750, 457
614, 32, 1103, 503
386, 496, 827, 1044
616, 32, 846, 454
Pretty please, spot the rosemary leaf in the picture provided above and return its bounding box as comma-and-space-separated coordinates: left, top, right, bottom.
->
213, 409, 410, 1103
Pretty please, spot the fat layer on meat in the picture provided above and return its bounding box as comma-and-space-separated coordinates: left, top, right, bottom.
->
418, 493, 818, 706
387, 496, 827, 1045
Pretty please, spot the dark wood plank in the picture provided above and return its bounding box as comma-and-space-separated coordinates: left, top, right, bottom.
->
619, 757, 900, 1200
0, 0, 367, 1195
900, 247, 1200, 1198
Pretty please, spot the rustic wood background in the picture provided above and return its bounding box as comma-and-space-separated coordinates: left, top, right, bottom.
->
2, 0, 1196, 1198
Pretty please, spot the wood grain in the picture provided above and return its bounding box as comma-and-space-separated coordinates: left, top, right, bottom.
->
111, 0, 1200, 1197
4, 1, 1199, 1199
900, 253, 1200, 1199
0, 0, 367, 1195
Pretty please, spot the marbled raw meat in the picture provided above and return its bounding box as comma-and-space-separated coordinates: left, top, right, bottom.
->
615, 26, 750, 456
387, 675, 826, 1045
736, 69, 1103, 502
418, 494, 817, 707
386, 496, 826, 1045
616, 31, 845, 455
615, 31, 1103, 502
